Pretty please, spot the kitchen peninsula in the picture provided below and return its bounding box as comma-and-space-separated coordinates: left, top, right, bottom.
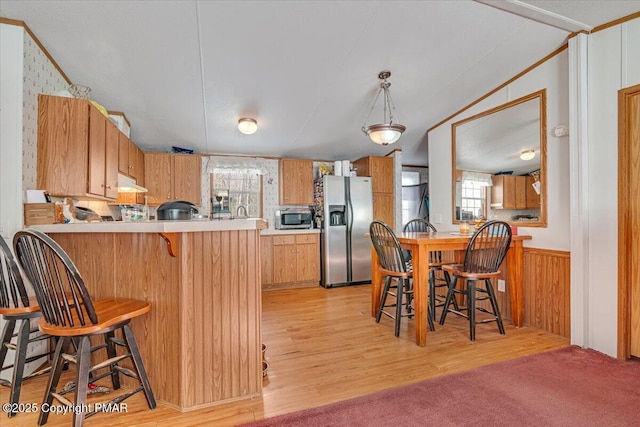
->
31, 219, 267, 410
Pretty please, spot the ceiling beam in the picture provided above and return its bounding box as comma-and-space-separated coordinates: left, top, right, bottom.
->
475, 0, 594, 32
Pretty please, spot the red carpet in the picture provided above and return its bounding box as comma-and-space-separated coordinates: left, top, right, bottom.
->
244, 346, 640, 426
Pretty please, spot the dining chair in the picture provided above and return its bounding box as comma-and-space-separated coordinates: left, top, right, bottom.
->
13, 229, 156, 426
369, 220, 434, 337
0, 235, 52, 417
403, 219, 455, 327
438, 220, 512, 340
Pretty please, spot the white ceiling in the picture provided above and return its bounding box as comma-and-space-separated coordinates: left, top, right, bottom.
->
1, 1, 638, 165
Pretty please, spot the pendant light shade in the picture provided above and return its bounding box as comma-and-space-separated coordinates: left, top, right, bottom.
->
362, 71, 406, 146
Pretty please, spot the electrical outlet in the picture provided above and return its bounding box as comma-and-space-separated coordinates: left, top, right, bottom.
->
434, 213, 442, 224
498, 279, 506, 292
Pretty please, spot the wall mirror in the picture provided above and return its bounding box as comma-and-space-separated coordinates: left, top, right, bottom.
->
451, 89, 547, 227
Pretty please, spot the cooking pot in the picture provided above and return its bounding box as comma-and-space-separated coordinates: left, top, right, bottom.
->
157, 200, 198, 220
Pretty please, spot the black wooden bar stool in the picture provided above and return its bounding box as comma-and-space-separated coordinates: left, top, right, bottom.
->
439, 221, 512, 340
13, 229, 156, 426
0, 235, 52, 417
403, 219, 456, 327
369, 220, 434, 337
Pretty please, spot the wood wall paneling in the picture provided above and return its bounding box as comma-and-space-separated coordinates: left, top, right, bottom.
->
522, 248, 571, 338
47, 230, 261, 410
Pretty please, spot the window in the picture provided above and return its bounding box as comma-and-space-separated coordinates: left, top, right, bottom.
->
211, 169, 262, 217
459, 179, 486, 220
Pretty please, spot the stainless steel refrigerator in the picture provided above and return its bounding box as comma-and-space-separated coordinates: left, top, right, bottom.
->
320, 175, 373, 288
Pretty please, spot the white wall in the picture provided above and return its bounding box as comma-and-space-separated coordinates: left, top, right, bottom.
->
0, 22, 25, 382
582, 18, 640, 356
0, 21, 69, 379
427, 51, 571, 250
429, 18, 639, 357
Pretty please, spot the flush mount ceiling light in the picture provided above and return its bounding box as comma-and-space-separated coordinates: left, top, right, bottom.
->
520, 150, 536, 161
238, 118, 258, 135
361, 71, 406, 146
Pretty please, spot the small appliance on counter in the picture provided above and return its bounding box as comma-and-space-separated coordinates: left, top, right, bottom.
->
274, 208, 313, 229
157, 200, 198, 220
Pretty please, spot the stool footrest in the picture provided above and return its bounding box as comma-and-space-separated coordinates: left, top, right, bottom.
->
51, 392, 73, 407
113, 364, 139, 379
91, 353, 130, 372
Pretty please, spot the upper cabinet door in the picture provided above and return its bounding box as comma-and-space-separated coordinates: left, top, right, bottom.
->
118, 133, 130, 175
37, 95, 90, 197
104, 121, 119, 199
88, 105, 107, 197
128, 139, 138, 179
279, 159, 313, 205
144, 153, 173, 205
173, 155, 202, 204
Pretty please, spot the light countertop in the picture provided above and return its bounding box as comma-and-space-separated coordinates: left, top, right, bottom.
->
30, 218, 268, 233
261, 228, 320, 235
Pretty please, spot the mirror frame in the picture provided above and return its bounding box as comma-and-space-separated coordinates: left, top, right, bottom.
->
451, 89, 547, 227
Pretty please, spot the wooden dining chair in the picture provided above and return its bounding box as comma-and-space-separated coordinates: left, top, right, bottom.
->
369, 220, 434, 337
13, 229, 156, 426
0, 235, 53, 417
438, 220, 512, 340
403, 219, 455, 327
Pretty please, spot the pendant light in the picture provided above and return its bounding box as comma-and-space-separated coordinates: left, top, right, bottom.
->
361, 71, 406, 146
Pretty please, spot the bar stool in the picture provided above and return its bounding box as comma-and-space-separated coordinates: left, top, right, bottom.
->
439, 221, 512, 340
13, 229, 156, 426
0, 235, 52, 417
369, 220, 434, 337
403, 219, 455, 326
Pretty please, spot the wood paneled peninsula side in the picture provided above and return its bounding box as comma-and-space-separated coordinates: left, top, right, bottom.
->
30, 219, 267, 410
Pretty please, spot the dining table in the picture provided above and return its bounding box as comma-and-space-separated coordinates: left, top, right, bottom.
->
370, 231, 532, 347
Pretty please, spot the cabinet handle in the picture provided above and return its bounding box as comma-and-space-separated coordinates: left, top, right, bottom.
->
106, 185, 112, 189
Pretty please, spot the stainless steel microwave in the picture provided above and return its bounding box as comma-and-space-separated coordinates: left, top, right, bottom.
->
275, 209, 313, 229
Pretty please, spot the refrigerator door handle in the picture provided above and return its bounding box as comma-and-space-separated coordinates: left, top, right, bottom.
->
345, 179, 354, 282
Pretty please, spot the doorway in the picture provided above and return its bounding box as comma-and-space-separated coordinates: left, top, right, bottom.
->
618, 83, 640, 359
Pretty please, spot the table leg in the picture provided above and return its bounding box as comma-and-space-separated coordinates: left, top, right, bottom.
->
412, 242, 429, 347
507, 240, 524, 327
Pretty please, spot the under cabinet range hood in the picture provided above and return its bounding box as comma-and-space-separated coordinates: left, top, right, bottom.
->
117, 173, 148, 193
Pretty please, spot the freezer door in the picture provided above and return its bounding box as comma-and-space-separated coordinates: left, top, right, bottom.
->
347, 177, 373, 283
322, 176, 348, 286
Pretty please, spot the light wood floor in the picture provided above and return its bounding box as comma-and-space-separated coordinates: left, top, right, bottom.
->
1, 285, 569, 426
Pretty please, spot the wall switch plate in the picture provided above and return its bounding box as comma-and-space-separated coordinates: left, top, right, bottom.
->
498, 279, 506, 292
434, 214, 442, 224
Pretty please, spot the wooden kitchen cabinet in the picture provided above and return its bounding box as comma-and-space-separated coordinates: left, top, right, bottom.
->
144, 153, 201, 205
262, 233, 320, 289
353, 155, 395, 226
37, 94, 118, 200
491, 175, 526, 209
373, 193, 395, 227
353, 156, 394, 193
118, 133, 144, 182
295, 234, 320, 282
525, 175, 540, 209
279, 159, 314, 205
272, 235, 298, 284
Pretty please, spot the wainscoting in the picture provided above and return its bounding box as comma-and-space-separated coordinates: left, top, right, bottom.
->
523, 248, 571, 338
440, 247, 571, 338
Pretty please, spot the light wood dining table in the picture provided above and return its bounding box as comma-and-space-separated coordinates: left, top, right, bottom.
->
370, 231, 532, 347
